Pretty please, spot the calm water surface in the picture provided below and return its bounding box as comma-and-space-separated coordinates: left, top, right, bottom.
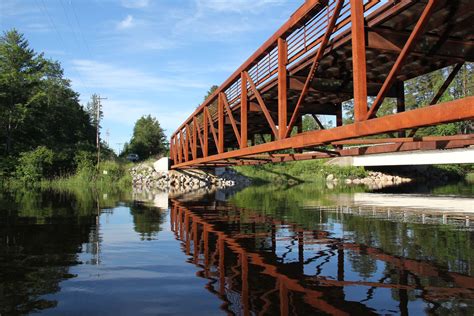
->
0, 182, 473, 315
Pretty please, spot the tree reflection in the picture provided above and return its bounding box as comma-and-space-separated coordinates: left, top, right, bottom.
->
0, 190, 97, 314
129, 201, 166, 240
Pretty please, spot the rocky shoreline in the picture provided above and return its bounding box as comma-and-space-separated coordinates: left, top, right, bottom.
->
326, 171, 412, 190
130, 163, 251, 192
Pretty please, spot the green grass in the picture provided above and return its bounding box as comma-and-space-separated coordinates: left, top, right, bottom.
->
42, 159, 132, 192
233, 159, 367, 184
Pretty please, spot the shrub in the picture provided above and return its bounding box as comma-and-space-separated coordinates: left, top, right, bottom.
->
99, 160, 123, 181
15, 146, 54, 183
74, 150, 96, 181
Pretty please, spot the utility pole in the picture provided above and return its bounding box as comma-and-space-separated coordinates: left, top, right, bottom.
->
91, 94, 107, 169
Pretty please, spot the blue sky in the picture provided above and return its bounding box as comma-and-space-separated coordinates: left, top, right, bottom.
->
0, 0, 303, 153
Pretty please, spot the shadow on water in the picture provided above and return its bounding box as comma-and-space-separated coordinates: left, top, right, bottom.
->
0, 180, 472, 315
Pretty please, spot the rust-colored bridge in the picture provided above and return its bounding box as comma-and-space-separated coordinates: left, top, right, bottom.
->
170, 0, 474, 169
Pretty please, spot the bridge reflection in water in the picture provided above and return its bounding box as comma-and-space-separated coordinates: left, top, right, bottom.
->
169, 197, 474, 315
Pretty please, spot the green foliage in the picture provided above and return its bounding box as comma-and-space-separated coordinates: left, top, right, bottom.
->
0, 29, 46, 154
404, 64, 474, 136
15, 146, 54, 183
99, 160, 124, 182
73, 150, 96, 181
44, 159, 132, 192
0, 29, 96, 180
124, 115, 167, 160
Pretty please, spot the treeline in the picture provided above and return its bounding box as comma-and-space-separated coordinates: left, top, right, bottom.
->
0, 29, 169, 186
0, 29, 110, 183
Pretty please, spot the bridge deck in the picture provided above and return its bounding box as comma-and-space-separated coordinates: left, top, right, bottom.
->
170, 0, 474, 168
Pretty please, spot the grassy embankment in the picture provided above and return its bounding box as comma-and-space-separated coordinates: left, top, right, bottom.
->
233, 159, 367, 184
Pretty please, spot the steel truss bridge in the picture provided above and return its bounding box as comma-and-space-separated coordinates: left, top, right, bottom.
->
170, 0, 474, 169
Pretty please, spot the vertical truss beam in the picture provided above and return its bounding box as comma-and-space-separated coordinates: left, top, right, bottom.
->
179, 129, 187, 162
186, 124, 195, 160
177, 135, 182, 163
278, 37, 288, 140
203, 108, 209, 157
241, 72, 248, 148
350, 0, 368, 122
191, 123, 197, 160
218, 94, 225, 153
366, 0, 437, 119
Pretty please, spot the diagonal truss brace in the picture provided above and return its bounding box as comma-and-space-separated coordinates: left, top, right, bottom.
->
221, 93, 242, 147
244, 71, 279, 138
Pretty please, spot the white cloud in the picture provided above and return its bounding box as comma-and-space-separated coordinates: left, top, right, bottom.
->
71, 59, 209, 91
117, 15, 134, 30
121, 0, 150, 9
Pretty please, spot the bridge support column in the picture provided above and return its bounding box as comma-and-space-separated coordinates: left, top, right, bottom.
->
218, 93, 224, 153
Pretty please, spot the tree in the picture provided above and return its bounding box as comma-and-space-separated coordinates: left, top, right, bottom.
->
126, 115, 167, 160
0, 29, 96, 176
0, 29, 46, 154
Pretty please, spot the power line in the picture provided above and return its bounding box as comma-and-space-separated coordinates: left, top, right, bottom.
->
35, 0, 87, 87
58, 0, 82, 53
68, 0, 94, 59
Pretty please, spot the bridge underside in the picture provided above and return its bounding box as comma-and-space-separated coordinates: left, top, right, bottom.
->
170, 0, 474, 169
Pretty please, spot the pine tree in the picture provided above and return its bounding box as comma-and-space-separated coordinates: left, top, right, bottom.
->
0, 29, 46, 154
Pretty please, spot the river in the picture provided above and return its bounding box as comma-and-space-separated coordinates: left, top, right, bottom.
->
0, 181, 473, 315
